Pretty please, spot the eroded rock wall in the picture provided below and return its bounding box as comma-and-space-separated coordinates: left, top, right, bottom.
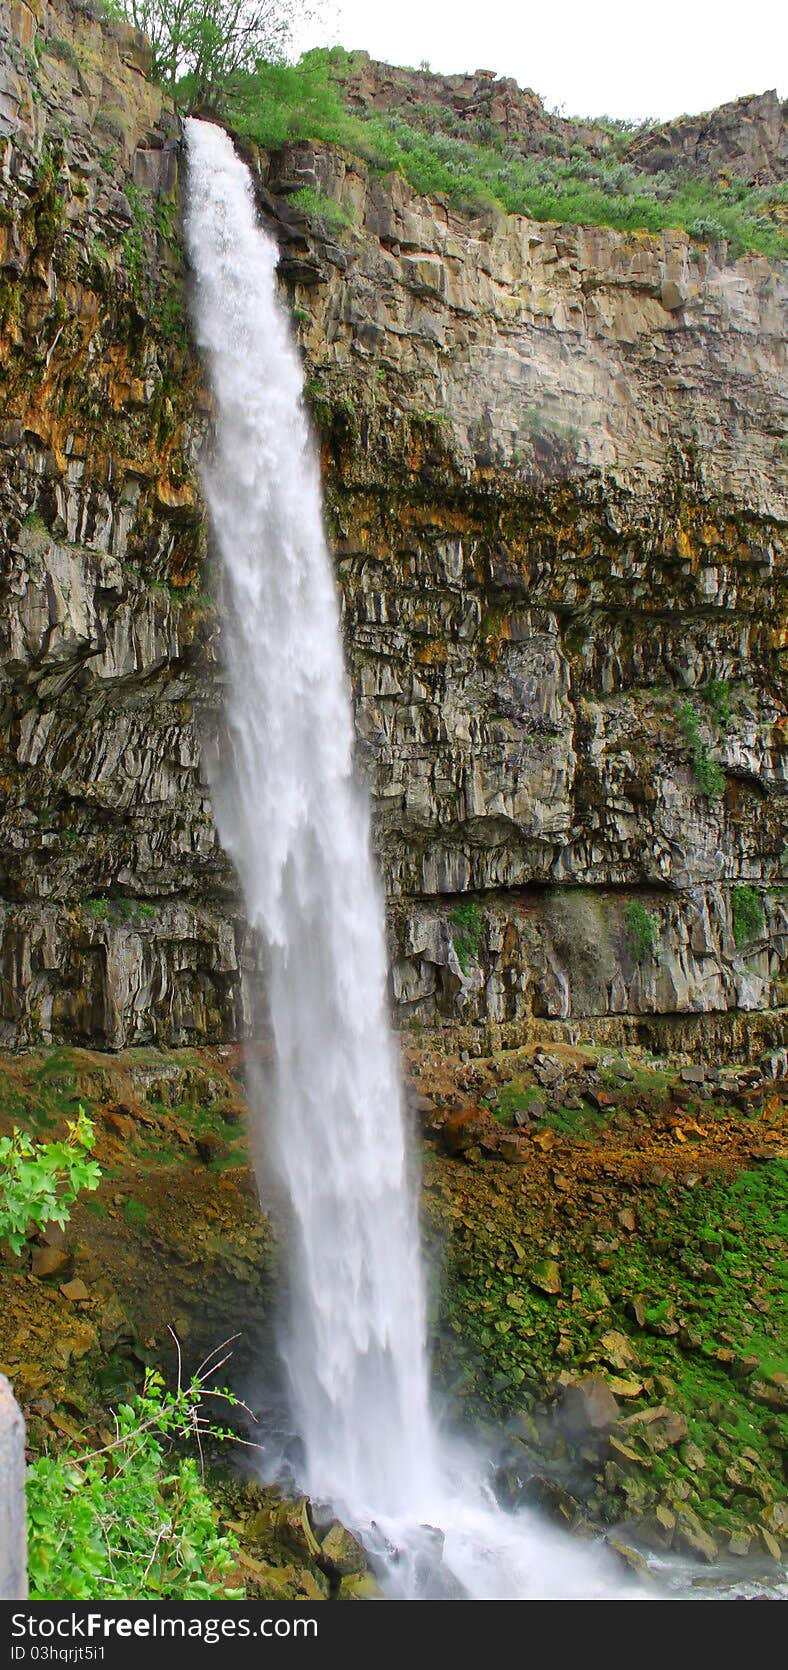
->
262, 142, 786, 1045
0, 0, 258, 1046
0, 2, 785, 1052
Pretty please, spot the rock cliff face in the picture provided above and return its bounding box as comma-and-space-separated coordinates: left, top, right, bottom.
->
338, 54, 786, 186
1, 0, 785, 1053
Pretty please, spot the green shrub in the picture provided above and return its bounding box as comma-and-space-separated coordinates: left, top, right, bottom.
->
702, 678, 732, 727
45, 36, 79, 68
289, 185, 354, 233
84, 897, 110, 921
22, 509, 48, 536
678, 701, 726, 798
692, 754, 726, 798
0, 1109, 101, 1254
731, 885, 765, 948
451, 900, 484, 974
26, 1366, 244, 1599
627, 900, 660, 962
689, 216, 726, 243
83, 897, 158, 924
225, 52, 787, 259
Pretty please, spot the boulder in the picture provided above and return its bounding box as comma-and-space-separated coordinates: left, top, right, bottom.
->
635, 1505, 676, 1550
531, 1128, 557, 1152
195, 1134, 230, 1164
338, 1572, 383, 1600
59, 1278, 89, 1303
599, 1329, 636, 1368
558, 1375, 620, 1439
274, 1498, 322, 1563
606, 1537, 651, 1579
499, 1136, 526, 1165
319, 1522, 367, 1579
529, 1258, 561, 1295
31, 1246, 70, 1280
757, 1526, 782, 1562
673, 1505, 717, 1564
624, 1406, 688, 1449
519, 1474, 583, 1527
441, 1107, 483, 1155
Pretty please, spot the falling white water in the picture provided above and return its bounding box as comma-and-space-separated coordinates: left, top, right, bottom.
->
183, 118, 645, 1599
183, 117, 434, 1520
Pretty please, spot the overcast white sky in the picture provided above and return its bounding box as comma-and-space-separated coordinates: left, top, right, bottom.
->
295, 0, 785, 122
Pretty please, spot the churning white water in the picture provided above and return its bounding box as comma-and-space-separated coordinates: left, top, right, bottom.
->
183, 117, 641, 1599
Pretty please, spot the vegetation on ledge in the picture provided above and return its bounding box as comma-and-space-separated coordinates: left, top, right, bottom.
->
100, 3, 787, 256
214, 51, 785, 258
420, 1046, 786, 1556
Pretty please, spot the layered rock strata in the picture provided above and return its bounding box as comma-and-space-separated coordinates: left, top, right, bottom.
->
0, 1, 785, 1051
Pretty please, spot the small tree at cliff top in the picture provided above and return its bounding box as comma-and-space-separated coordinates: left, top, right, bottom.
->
115, 0, 312, 107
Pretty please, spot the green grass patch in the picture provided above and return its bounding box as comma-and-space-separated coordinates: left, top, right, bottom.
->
223, 51, 787, 259
678, 701, 726, 799
123, 1198, 148, 1228
627, 900, 660, 963
427, 1151, 787, 1538
701, 678, 733, 728
731, 884, 765, 948
450, 900, 484, 974
288, 185, 355, 233
82, 897, 159, 925
543, 1102, 603, 1137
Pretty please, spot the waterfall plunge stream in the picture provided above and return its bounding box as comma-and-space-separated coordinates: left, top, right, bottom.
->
184, 117, 640, 1600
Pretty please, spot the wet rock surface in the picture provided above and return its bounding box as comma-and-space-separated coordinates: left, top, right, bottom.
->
412, 1038, 786, 1578
0, 1038, 784, 1594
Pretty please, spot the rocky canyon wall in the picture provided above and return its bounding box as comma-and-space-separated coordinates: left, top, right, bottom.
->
0, 0, 785, 1055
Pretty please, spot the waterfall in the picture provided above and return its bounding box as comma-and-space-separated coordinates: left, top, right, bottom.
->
183, 117, 434, 1520
184, 118, 639, 1599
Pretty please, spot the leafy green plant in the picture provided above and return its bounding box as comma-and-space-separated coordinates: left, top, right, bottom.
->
84, 897, 110, 921
26, 1354, 246, 1599
627, 900, 660, 962
0, 1109, 101, 1255
701, 678, 732, 727
83, 897, 158, 924
450, 900, 484, 974
22, 509, 48, 536
678, 701, 726, 798
116, 0, 300, 106
157, 291, 188, 346
289, 185, 354, 233
45, 36, 79, 68
226, 52, 786, 258
121, 183, 152, 308
731, 884, 765, 948
688, 216, 726, 244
